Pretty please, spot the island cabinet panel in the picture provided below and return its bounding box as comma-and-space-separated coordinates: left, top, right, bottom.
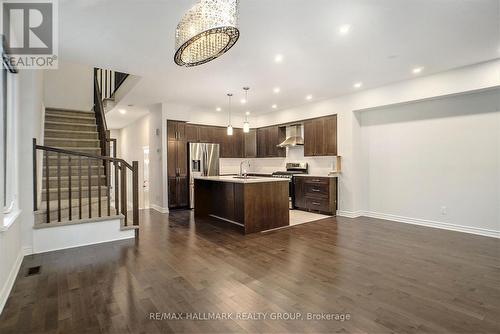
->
194, 179, 289, 234
293, 176, 337, 215
304, 115, 337, 156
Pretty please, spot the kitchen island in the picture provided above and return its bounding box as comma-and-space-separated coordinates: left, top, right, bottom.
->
194, 176, 290, 234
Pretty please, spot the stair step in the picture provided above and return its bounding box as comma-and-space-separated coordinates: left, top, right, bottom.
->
43, 165, 104, 177
44, 147, 101, 154
43, 175, 107, 188
45, 114, 96, 125
34, 214, 136, 230
37, 197, 109, 212
45, 108, 95, 118
44, 129, 98, 140
35, 203, 118, 225
41, 186, 109, 201
44, 137, 100, 148
45, 121, 97, 132
44, 156, 104, 166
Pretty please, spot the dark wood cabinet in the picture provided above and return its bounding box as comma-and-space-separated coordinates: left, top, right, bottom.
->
167, 120, 189, 209
304, 115, 337, 156
324, 115, 337, 156
167, 120, 185, 141
244, 129, 257, 158
168, 176, 188, 208
303, 120, 315, 156
293, 176, 337, 215
256, 126, 286, 158
185, 124, 199, 142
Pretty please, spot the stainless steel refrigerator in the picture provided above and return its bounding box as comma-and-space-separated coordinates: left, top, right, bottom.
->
188, 143, 220, 209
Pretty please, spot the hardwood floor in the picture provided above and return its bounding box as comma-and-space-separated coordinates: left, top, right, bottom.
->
1, 210, 499, 333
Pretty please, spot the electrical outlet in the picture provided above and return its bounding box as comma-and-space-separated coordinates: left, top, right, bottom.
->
440, 206, 447, 215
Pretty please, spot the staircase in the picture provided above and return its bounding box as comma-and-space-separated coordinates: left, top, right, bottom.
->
35, 108, 108, 225
33, 67, 139, 230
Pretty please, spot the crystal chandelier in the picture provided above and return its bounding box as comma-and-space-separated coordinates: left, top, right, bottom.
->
174, 0, 240, 67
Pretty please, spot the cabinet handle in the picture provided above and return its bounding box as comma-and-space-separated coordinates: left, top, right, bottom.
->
312, 202, 320, 206
312, 188, 320, 192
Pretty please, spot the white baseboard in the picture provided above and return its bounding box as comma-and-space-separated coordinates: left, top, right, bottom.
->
150, 204, 169, 214
364, 211, 500, 239
336, 210, 364, 218
0, 249, 23, 314
23, 246, 33, 256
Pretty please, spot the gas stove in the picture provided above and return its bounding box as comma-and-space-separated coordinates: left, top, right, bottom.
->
272, 163, 308, 209
272, 162, 308, 179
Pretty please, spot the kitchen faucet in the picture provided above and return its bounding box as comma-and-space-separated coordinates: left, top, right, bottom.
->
239, 160, 251, 178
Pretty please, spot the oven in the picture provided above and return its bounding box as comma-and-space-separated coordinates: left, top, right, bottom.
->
272, 163, 308, 209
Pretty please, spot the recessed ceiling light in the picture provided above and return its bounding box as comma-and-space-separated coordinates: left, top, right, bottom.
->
240, 98, 247, 104
119, 109, 126, 114
272, 104, 278, 109
339, 24, 351, 35
412, 67, 423, 74
305, 94, 313, 101
274, 54, 283, 63
354, 82, 363, 88
245, 111, 251, 116
273, 87, 281, 94
216, 107, 221, 112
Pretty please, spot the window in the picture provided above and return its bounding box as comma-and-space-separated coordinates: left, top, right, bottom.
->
1, 37, 19, 226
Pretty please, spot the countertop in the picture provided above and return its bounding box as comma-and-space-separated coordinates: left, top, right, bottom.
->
194, 175, 289, 184
295, 174, 339, 178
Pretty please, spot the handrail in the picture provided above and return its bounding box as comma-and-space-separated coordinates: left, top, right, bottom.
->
33, 139, 139, 229
35, 143, 132, 170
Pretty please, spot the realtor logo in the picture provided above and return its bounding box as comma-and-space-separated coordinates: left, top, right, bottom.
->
1, 0, 58, 69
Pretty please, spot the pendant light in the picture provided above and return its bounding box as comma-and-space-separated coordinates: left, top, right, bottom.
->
227, 93, 233, 136
242, 87, 250, 133
243, 112, 250, 133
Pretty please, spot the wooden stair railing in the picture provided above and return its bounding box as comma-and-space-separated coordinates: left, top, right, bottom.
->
33, 138, 139, 228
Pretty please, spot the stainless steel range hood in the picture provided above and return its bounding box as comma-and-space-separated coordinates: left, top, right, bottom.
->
277, 124, 304, 148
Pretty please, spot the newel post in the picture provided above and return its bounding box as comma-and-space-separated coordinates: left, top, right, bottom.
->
132, 161, 139, 230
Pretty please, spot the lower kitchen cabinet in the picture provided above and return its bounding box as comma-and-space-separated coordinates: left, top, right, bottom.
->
168, 176, 189, 208
293, 176, 337, 215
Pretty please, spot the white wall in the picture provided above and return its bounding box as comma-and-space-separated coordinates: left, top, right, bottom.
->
255, 60, 500, 217
44, 61, 93, 111
117, 114, 150, 209
148, 104, 164, 211
359, 89, 499, 236
0, 69, 45, 314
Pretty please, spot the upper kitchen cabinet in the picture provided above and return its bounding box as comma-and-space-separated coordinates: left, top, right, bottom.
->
304, 115, 337, 156
221, 128, 244, 158
167, 120, 186, 141
244, 129, 257, 158
185, 124, 199, 142
257, 126, 286, 158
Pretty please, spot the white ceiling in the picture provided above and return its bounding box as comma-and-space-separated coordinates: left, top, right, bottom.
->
59, 0, 499, 119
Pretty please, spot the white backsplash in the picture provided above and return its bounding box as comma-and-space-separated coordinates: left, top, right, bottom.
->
220, 146, 336, 176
